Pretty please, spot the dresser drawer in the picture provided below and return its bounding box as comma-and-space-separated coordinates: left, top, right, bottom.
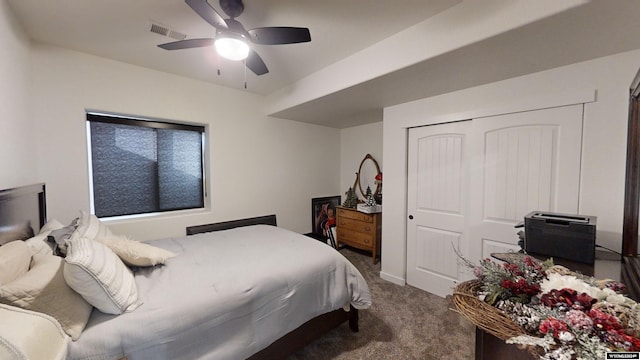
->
335, 206, 381, 264
336, 208, 373, 223
338, 217, 376, 234
336, 228, 373, 248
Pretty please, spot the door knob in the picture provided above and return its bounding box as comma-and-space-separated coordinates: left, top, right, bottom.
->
408, 215, 414, 220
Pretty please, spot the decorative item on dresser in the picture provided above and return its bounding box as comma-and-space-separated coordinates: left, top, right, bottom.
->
336, 206, 381, 264
355, 154, 382, 203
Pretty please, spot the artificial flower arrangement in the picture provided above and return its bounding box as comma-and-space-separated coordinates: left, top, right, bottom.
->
453, 253, 640, 360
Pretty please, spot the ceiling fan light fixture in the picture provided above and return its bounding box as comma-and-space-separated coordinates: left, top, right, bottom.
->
214, 37, 249, 61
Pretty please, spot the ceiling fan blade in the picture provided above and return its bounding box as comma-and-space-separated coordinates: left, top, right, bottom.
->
185, 0, 228, 30
158, 38, 215, 50
248, 27, 311, 45
223, 18, 250, 38
245, 50, 268, 76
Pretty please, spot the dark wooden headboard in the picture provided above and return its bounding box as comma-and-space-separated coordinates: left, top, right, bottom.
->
186, 214, 277, 235
0, 183, 47, 244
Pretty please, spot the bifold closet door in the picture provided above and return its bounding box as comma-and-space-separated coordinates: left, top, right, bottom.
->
407, 105, 583, 297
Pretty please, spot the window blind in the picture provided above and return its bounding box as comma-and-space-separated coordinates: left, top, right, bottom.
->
87, 113, 205, 217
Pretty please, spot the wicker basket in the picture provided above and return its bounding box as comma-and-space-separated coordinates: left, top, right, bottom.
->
451, 279, 525, 341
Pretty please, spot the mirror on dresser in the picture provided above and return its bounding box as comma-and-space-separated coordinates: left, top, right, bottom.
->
356, 154, 382, 204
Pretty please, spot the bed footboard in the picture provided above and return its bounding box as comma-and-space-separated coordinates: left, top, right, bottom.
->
248, 306, 358, 360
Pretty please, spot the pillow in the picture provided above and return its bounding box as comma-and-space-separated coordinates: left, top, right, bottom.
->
101, 235, 176, 267
25, 234, 53, 256
0, 241, 32, 285
63, 235, 141, 315
24, 219, 65, 256
0, 254, 93, 341
0, 304, 69, 360
40, 219, 66, 234
76, 211, 176, 266
75, 211, 110, 244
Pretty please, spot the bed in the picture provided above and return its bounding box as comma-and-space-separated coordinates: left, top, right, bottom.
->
0, 183, 372, 360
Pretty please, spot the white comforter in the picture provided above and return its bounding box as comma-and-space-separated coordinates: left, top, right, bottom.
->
67, 225, 372, 360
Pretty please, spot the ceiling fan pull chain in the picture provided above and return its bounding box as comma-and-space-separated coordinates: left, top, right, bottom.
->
243, 59, 247, 89
217, 55, 221, 76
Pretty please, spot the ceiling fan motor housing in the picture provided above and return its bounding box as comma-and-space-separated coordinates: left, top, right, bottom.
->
219, 0, 244, 18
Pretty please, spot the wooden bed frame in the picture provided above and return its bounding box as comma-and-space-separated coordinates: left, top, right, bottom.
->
186, 215, 359, 359
0, 183, 359, 359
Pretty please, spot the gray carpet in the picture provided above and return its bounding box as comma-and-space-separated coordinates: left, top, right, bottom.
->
288, 247, 476, 359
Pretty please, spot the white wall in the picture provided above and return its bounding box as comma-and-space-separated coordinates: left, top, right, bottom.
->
29, 43, 340, 240
340, 122, 383, 201
381, 49, 640, 286
0, 1, 36, 189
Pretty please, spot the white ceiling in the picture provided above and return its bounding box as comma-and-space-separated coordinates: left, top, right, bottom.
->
6, 0, 460, 94
7, 0, 640, 128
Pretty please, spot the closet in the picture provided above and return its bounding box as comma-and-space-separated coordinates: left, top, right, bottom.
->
406, 105, 584, 297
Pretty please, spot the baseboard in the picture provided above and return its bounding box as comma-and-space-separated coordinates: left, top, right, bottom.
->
380, 271, 405, 286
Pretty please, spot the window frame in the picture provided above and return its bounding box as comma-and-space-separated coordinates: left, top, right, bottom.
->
86, 111, 208, 219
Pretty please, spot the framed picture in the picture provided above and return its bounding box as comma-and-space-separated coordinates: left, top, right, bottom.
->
311, 196, 341, 239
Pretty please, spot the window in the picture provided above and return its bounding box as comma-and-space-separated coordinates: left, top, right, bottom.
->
87, 112, 206, 218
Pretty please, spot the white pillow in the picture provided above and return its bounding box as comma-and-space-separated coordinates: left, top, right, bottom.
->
24, 219, 65, 256
40, 219, 66, 234
76, 211, 176, 267
102, 235, 176, 267
63, 235, 141, 315
0, 241, 32, 285
75, 211, 111, 244
0, 304, 69, 360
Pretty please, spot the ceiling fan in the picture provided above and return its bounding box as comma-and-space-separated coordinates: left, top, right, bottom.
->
158, 0, 311, 76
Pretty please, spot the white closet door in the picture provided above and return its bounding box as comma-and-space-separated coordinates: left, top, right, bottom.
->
407, 105, 583, 297
468, 105, 583, 262
407, 120, 471, 298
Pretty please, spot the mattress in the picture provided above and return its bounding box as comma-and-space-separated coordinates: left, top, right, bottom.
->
67, 225, 372, 360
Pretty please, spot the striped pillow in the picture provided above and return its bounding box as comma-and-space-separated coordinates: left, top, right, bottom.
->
63, 235, 141, 315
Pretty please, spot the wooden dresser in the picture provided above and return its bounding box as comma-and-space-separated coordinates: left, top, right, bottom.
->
335, 206, 381, 264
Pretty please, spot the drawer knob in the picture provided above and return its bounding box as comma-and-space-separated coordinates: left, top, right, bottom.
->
409, 215, 414, 220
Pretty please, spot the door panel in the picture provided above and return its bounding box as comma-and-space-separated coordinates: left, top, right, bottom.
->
416, 226, 461, 278
407, 121, 471, 298
469, 105, 583, 262
483, 126, 556, 222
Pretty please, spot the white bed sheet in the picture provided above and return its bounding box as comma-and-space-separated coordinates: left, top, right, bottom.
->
67, 225, 371, 360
